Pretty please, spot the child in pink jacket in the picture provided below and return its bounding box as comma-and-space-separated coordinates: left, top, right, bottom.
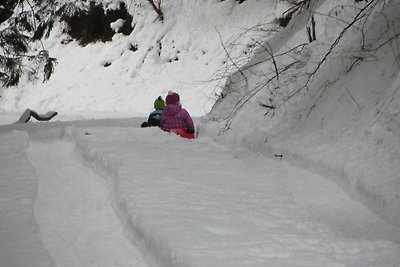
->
161, 91, 195, 135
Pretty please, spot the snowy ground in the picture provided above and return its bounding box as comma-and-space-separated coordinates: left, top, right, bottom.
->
1, 1, 400, 266
1, 119, 400, 267
30, 140, 148, 267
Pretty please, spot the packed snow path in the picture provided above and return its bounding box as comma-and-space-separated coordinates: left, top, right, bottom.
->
28, 141, 148, 267
0, 121, 400, 267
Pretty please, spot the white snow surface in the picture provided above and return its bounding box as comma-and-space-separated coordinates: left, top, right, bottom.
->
1, 121, 400, 267
204, 0, 400, 231
1, 0, 400, 266
0, 0, 284, 116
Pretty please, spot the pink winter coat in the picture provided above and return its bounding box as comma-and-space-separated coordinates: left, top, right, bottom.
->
161, 103, 194, 133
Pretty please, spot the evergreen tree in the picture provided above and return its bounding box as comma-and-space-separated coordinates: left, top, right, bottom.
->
1, 0, 133, 87
0, 0, 58, 87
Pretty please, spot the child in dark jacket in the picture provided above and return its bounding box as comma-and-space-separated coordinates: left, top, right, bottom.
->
141, 96, 165, 128
161, 91, 195, 136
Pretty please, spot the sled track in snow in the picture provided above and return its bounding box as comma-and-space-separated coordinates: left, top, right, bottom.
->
7, 122, 400, 267
28, 140, 149, 267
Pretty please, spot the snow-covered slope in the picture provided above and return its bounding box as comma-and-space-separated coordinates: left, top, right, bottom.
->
1, 0, 399, 233
0, 0, 287, 117
1, 1, 400, 265
205, 0, 400, 229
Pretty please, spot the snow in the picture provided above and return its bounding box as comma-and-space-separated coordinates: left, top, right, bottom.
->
1, 121, 400, 266
30, 140, 147, 267
205, 0, 400, 229
1, 0, 400, 266
0, 0, 283, 117
110, 19, 125, 32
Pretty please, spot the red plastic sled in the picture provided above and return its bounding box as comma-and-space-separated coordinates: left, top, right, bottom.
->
169, 129, 195, 139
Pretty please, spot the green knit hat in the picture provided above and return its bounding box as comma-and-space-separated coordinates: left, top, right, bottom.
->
154, 96, 165, 110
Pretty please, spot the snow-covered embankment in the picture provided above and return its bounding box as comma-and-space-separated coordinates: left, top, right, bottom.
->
205, 0, 400, 229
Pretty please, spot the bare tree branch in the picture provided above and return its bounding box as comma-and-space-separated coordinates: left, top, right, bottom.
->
216, 28, 248, 84
253, 40, 279, 80
146, 0, 163, 21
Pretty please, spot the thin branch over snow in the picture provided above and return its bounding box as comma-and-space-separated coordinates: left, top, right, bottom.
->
214, 0, 400, 132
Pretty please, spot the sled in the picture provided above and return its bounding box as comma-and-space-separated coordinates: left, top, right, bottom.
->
169, 128, 195, 139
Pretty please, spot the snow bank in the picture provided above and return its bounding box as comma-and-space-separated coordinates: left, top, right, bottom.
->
0, 0, 284, 117
204, 0, 400, 229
